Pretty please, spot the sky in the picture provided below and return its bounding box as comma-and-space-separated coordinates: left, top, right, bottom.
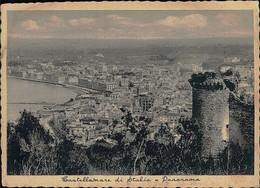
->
7, 10, 254, 40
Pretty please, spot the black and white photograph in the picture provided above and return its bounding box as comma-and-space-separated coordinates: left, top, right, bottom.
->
1, 2, 259, 187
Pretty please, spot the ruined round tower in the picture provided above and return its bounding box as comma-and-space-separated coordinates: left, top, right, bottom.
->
189, 72, 230, 158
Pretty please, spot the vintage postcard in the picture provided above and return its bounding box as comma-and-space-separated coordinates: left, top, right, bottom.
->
1, 1, 259, 187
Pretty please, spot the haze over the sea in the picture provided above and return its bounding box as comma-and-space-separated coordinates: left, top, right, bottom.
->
8, 37, 253, 51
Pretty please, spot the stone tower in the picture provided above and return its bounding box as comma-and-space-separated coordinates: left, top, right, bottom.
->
189, 72, 230, 158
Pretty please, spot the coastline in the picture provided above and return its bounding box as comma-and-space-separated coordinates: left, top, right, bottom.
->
7, 76, 80, 122
7, 75, 96, 95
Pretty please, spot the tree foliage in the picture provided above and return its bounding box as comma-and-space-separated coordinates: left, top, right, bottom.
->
87, 111, 253, 175
7, 110, 89, 175
7, 109, 254, 175
7, 110, 55, 174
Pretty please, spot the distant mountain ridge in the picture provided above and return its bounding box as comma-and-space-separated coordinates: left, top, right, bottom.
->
8, 37, 253, 51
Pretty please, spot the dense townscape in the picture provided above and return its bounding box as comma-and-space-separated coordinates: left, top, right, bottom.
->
7, 49, 254, 145
7, 39, 255, 175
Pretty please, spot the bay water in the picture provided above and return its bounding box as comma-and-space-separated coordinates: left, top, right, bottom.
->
7, 77, 77, 121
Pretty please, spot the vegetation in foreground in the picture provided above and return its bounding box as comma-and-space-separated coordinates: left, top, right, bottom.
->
7, 110, 253, 175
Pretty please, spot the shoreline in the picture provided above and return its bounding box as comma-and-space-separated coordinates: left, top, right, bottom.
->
7, 75, 97, 95
7, 76, 81, 123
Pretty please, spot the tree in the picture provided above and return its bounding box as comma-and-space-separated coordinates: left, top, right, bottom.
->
15, 110, 53, 144
174, 119, 202, 173
87, 110, 153, 175
215, 142, 253, 175
7, 122, 22, 174
154, 123, 174, 145
56, 139, 89, 175
7, 110, 57, 175
7, 110, 92, 175
119, 112, 151, 175
18, 131, 57, 175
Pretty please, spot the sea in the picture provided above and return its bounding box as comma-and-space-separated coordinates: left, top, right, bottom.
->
7, 77, 77, 121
